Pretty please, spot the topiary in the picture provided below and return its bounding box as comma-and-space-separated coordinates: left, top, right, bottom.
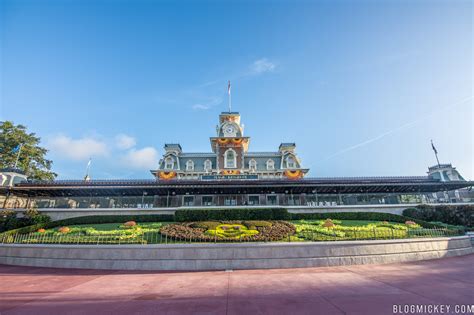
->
58, 227, 70, 234
123, 221, 137, 228
322, 219, 335, 228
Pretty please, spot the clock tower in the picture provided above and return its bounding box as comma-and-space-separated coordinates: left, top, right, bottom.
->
210, 112, 249, 173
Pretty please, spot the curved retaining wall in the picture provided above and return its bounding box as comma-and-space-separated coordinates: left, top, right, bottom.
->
0, 236, 472, 271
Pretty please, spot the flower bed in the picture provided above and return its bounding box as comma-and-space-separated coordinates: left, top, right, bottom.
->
160, 221, 295, 241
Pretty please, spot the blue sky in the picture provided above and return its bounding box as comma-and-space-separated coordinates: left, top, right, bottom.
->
1, 0, 472, 180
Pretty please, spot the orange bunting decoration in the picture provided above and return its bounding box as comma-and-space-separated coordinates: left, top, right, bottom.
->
284, 170, 303, 179
221, 170, 240, 175
217, 138, 230, 144
158, 171, 177, 180
231, 138, 243, 145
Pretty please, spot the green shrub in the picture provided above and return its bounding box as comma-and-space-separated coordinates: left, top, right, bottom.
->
175, 208, 291, 222
0, 209, 52, 233
403, 205, 473, 228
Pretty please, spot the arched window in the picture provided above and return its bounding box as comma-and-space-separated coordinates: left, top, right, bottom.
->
186, 160, 194, 171
286, 156, 297, 169
224, 149, 237, 168
249, 159, 257, 172
204, 159, 212, 172
266, 159, 275, 170
164, 157, 174, 169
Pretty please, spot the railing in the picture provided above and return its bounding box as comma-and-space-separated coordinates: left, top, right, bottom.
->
0, 228, 465, 245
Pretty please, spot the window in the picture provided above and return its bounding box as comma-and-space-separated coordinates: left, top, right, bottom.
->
183, 196, 194, 206
186, 160, 194, 171
286, 156, 296, 169
224, 196, 237, 206
249, 159, 257, 172
164, 157, 174, 169
248, 195, 259, 205
204, 159, 212, 172
202, 196, 213, 206
288, 195, 300, 205
266, 159, 275, 170
266, 195, 278, 205
224, 149, 237, 168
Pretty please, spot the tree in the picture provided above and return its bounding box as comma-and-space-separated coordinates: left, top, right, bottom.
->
0, 121, 57, 180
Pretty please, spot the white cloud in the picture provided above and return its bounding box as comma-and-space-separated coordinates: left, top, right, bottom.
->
191, 96, 222, 111
192, 104, 210, 110
48, 135, 108, 161
251, 58, 276, 74
122, 147, 159, 169
115, 134, 136, 150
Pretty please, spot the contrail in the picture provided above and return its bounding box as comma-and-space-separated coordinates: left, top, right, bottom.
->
322, 96, 473, 161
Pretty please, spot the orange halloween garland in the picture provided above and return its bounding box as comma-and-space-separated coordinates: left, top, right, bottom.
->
217, 138, 243, 146
220, 170, 240, 175
158, 171, 177, 180
284, 170, 303, 179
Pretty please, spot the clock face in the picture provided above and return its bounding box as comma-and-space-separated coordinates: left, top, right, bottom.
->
223, 124, 236, 136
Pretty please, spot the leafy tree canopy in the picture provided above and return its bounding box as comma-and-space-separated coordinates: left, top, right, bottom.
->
0, 121, 57, 180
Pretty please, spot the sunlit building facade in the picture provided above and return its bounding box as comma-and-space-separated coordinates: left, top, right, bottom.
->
1, 112, 473, 212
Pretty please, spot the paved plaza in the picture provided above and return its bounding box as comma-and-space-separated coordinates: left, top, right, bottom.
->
0, 255, 473, 315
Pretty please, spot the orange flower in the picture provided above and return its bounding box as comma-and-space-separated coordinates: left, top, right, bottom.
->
159, 171, 177, 180
37, 228, 46, 233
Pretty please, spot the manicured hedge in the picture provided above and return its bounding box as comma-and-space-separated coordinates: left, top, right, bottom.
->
174, 208, 291, 222
1, 214, 174, 235
403, 205, 473, 228
290, 212, 442, 229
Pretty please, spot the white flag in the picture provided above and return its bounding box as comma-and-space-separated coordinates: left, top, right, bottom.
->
228, 80, 231, 95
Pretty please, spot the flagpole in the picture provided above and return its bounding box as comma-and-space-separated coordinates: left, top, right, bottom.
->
84, 158, 92, 181
228, 80, 232, 113
13, 144, 23, 169
431, 140, 440, 167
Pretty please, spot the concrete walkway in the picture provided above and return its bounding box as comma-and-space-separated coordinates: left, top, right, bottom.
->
0, 255, 473, 315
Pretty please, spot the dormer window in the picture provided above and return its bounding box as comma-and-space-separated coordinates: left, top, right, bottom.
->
286, 156, 297, 169
186, 160, 194, 171
249, 159, 257, 172
164, 157, 174, 170
204, 159, 212, 172
266, 159, 275, 170
224, 149, 237, 168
